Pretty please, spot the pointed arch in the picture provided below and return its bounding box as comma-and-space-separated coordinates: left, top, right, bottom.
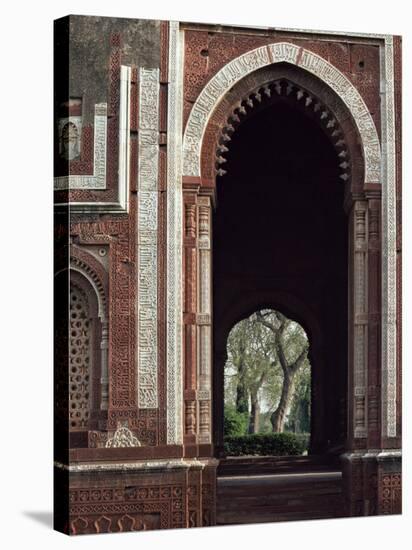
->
183, 42, 381, 184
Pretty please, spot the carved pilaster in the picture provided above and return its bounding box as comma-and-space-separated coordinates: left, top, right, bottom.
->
185, 203, 197, 240
183, 191, 198, 445
367, 199, 381, 447
197, 196, 212, 445
352, 201, 368, 440
199, 400, 211, 441
185, 400, 196, 436
100, 320, 109, 411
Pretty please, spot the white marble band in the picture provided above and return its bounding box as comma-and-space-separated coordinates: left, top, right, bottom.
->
166, 21, 184, 444
381, 36, 397, 438
137, 67, 160, 409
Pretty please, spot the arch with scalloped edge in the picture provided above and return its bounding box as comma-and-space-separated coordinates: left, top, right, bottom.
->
183, 42, 381, 184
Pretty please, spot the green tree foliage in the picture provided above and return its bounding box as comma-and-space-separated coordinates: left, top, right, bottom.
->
224, 433, 307, 457
223, 405, 249, 437
224, 309, 311, 440
285, 362, 311, 433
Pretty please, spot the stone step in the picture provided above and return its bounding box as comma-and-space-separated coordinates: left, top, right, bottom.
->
218, 454, 340, 477
216, 470, 344, 525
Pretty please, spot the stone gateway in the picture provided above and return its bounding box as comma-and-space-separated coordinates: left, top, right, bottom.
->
54, 16, 402, 534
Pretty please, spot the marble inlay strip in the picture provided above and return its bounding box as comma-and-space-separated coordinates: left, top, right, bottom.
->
166, 21, 184, 444
137, 67, 160, 408
381, 36, 397, 438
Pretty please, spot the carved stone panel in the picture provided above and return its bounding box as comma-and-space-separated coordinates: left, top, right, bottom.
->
137, 67, 160, 409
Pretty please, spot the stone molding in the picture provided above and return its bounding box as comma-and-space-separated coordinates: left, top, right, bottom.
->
55, 457, 219, 472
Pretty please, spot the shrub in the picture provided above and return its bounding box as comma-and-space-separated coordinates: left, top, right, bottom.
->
292, 432, 310, 451
224, 406, 249, 437
223, 432, 307, 457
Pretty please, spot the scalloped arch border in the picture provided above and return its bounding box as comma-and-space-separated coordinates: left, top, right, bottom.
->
183, 42, 381, 183
69, 249, 109, 322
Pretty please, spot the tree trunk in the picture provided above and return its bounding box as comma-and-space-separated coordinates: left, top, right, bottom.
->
248, 393, 259, 434
270, 373, 294, 432
236, 362, 249, 414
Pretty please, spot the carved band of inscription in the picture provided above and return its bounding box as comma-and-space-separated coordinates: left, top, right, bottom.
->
137, 67, 160, 409
54, 103, 107, 190
381, 36, 397, 438
183, 42, 381, 184
166, 21, 184, 444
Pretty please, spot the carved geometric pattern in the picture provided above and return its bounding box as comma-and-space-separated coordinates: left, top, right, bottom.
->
183, 42, 381, 184
380, 473, 402, 514
69, 483, 185, 534
137, 67, 160, 409
69, 283, 91, 430
381, 36, 398, 438
214, 78, 351, 183
54, 103, 107, 190
166, 21, 184, 444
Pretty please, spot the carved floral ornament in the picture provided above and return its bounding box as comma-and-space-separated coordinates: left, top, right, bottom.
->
183, 42, 381, 184
105, 425, 141, 448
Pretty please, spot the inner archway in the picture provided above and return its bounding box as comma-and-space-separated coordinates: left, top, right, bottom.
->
213, 84, 348, 458
224, 309, 311, 457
